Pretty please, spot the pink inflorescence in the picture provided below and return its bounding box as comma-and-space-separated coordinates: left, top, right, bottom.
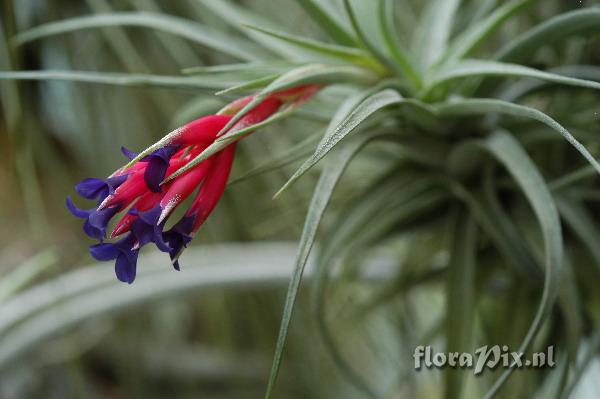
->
67, 85, 320, 283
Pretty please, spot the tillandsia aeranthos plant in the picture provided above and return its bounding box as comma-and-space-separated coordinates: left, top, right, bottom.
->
3, 0, 600, 397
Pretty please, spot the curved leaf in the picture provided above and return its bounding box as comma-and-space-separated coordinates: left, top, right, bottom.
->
275, 89, 413, 195
291, 0, 357, 46
378, 0, 422, 88
497, 8, 600, 62
479, 131, 562, 398
436, 98, 600, 177
12, 12, 265, 61
264, 134, 380, 399
243, 25, 379, 71
427, 59, 600, 94
411, 0, 461, 69
441, 0, 535, 63
0, 70, 235, 91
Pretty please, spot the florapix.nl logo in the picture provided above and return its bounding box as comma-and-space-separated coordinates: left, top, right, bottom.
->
413, 345, 556, 375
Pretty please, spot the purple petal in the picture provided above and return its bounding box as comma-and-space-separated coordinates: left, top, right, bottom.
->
163, 216, 195, 270
138, 206, 161, 225
106, 174, 128, 191
66, 197, 91, 219
143, 145, 180, 193
121, 146, 138, 160
153, 226, 172, 253
89, 243, 120, 261
88, 206, 120, 231
83, 220, 104, 241
115, 252, 138, 284
75, 178, 108, 200
131, 206, 170, 252
131, 221, 154, 247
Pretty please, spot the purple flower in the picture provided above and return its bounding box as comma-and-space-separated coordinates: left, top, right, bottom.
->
163, 216, 194, 270
122, 145, 181, 193
75, 175, 128, 204
130, 205, 171, 252
89, 234, 139, 284
66, 197, 120, 241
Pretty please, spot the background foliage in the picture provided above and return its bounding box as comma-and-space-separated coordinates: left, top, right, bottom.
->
1, 0, 600, 398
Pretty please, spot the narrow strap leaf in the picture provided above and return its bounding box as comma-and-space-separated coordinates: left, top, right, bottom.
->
242, 24, 379, 70
480, 131, 562, 398
275, 89, 405, 195
426, 59, 600, 95
291, 0, 357, 46
12, 12, 266, 61
496, 8, 600, 63
378, 0, 422, 88
264, 135, 378, 399
441, 0, 535, 64
445, 211, 476, 399
341, 0, 395, 75
436, 98, 600, 178
411, 0, 461, 70
0, 70, 234, 91
228, 131, 321, 185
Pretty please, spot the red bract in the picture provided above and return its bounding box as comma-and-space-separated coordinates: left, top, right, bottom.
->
67, 85, 321, 283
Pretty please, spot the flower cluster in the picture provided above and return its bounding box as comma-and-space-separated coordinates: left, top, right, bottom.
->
68, 85, 319, 283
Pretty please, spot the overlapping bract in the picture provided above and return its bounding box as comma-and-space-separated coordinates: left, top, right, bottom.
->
68, 85, 319, 283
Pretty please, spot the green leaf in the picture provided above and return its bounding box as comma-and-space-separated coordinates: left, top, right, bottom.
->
445, 211, 476, 399
497, 8, 600, 63
214, 74, 280, 96
219, 64, 378, 137
276, 88, 440, 194
312, 173, 444, 399
479, 131, 563, 398
291, 0, 357, 46
264, 134, 378, 399
214, 102, 302, 142
228, 131, 321, 185
182, 61, 299, 75
198, 0, 303, 59
0, 70, 236, 91
436, 98, 600, 178
242, 25, 380, 71
275, 89, 404, 195
447, 183, 540, 281
498, 65, 600, 103
411, 0, 461, 69
12, 12, 267, 61
426, 59, 600, 95
341, 0, 394, 75
378, 0, 422, 88
556, 196, 600, 272
442, 0, 535, 64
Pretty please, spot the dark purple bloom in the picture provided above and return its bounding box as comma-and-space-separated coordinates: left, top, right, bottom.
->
74, 175, 128, 204
89, 233, 139, 284
163, 215, 195, 270
130, 205, 171, 252
122, 145, 180, 192
144, 145, 180, 193
66, 197, 120, 241
121, 146, 138, 160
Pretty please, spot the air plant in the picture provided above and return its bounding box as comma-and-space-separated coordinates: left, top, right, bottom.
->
2, 0, 600, 398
